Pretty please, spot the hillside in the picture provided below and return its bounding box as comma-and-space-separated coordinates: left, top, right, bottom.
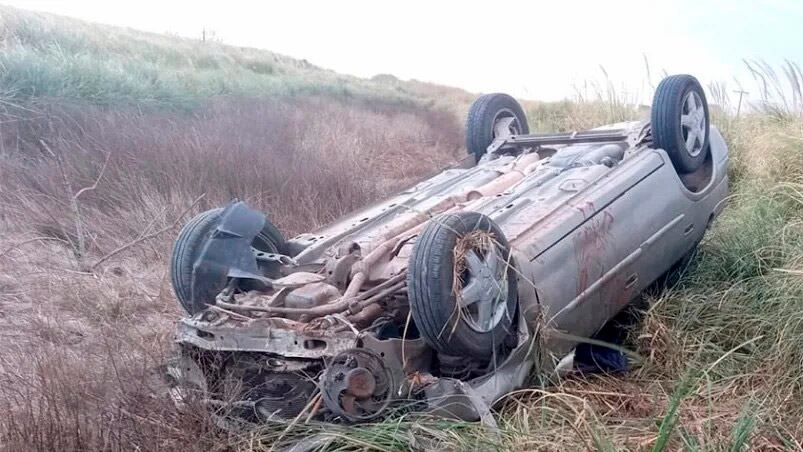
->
0, 6, 475, 111
1, 5, 803, 452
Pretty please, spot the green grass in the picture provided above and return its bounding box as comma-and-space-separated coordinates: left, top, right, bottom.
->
0, 6, 474, 111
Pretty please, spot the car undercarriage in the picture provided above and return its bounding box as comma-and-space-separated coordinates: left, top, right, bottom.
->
166, 74, 729, 425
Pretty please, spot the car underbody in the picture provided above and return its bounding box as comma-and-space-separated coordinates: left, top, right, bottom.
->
167, 75, 729, 425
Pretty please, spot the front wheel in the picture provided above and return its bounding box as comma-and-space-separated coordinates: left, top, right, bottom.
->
408, 211, 518, 360
170, 208, 285, 315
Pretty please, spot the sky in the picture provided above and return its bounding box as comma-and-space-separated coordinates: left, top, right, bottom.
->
4, 0, 803, 103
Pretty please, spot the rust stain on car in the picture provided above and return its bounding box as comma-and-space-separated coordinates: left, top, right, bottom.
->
574, 210, 614, 295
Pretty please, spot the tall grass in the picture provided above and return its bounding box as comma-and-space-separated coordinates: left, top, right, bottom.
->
523, 68, 643, 132
0, 97, 460, 253
0, 95, 461, 451
745, 59, 803, 121
5, 94, 801, 450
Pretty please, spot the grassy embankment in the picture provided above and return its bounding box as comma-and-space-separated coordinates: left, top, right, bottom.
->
1, 6, 803, 451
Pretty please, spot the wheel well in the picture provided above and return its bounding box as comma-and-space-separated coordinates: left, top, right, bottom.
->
677, 148, 713, 193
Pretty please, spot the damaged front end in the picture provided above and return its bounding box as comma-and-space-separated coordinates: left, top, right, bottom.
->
168, 192, 542, 424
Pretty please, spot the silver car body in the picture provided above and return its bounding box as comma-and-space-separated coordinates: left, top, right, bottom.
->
173, 119, 729, 422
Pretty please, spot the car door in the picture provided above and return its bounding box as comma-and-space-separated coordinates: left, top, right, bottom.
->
528, 149, 685, 357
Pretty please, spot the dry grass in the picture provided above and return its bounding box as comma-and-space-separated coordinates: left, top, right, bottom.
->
3, 93, 803, 452
3, 94, 803, 451
0, 95, 462, 451
452, 230, 497, 295
0, 97, 460, 250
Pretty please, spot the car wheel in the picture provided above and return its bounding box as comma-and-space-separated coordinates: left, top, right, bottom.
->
651, 74, 710, 174
408, 211, 518, 360
170, 208, 285, 315
465, 93, 529, 162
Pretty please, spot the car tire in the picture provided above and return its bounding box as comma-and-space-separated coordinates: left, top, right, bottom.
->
170, 208, 285, 315
651, 74, 710, 174
465, 93, 529, 162
408, 211, 518, 360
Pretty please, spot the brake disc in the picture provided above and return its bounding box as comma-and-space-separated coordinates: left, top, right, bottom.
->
321, 348, 393, 422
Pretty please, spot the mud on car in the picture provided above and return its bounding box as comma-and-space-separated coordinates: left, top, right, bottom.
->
166, 74, 728, 423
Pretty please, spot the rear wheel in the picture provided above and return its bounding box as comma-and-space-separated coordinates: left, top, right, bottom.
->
651, 74, 710, 173
408, 211, 517, 360
465, 93, 529, 162
170, 208, 285, 315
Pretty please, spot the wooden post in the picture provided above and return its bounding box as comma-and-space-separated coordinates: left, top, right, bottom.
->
733, 89, 748, 119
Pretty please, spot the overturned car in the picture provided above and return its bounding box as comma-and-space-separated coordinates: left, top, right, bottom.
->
167, 74, 728, 423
